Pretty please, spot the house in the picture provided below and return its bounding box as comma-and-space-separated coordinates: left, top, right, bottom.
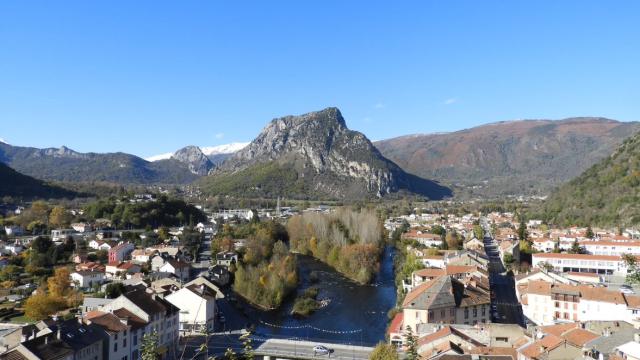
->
151, 255, 167, 271
402, 275, 491, 333
580, 240, 640, 257
518, 280, 640, 325
99, 288, 180, 359
517, 323, 600, 360
2, 242, 23, 255
208, 265, 231, 287
105, 262, 141, 278
88, 240, 115, 251
71, 271, 105, 289
131, 249, 156, 264
3, 226, 24, 237
405, 265, 481, 291
165, 283, 218, 334
71, 223, 92, 233
159, 260, 191, 282
403, 230, 443, 247
615, 340, 640, 360
2, 319, 104, 360
108, 242, 134, 263
51, 229, 77, 242
498, 240, 519, 263
186, 276, 225, 299
464, 237, 484, 251
84, 311, 131, 360
215, 251, 238, 267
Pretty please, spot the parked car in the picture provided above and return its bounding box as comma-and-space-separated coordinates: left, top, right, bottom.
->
313, 345, 331, 356
620, 285, 635, 294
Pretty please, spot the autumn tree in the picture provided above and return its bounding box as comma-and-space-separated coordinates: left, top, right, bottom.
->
370, 342, 399, 360
445, 230, 462, 250
623, 254, 640, 284
49, 206, 71, 228
47, 267, 72, 298
24, 291, 66, 320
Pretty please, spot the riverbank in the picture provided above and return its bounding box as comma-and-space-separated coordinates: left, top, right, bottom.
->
219, 245, 397, 346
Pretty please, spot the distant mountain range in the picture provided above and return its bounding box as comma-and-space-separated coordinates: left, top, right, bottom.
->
0, 162, 77, 199
0, 142, 200, 185
200, 107, 451, 200
375, 118, 640, 197
2, 113, 638, 200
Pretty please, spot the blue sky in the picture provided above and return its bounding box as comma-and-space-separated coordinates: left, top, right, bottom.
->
1, 1, 638, 158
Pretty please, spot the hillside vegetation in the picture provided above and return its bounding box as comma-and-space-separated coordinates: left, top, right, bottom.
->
0, 162, 78, 200
537, 132, 640, 227
376, 118, 639, 197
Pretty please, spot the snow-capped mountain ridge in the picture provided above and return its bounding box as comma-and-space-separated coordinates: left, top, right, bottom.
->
145, 142, 249, 163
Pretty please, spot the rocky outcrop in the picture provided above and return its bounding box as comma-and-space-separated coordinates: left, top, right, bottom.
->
171, 146, 214, 175
209, 107, 450, 199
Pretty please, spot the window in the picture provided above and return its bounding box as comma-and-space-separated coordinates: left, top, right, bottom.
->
496, 337, 508, 342
473, 308, 477, 317
114, 343, 118, 352
555, 301, 560, 308
482, 307, 486, 316
464, 308, 469, 319
428, 310, 434, 319
133, 334, 138, 346
450, 308, 455, 316
441, 310, 445, 318
123, 337, 127, 347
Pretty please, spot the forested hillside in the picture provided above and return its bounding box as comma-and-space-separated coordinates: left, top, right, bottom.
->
538, 132, 640, 226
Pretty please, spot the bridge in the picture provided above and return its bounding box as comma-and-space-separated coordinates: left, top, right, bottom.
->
255, 339, 374, 360
178, 333, 375, 360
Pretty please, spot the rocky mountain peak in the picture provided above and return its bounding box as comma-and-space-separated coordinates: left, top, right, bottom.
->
208, 107, 450, 199
172, 145, 214, 176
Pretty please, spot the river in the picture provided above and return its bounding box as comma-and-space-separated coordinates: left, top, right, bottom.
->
217, 245, 397, 346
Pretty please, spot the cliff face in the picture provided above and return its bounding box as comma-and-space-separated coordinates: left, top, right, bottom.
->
207, 107, 450, 200
171, 146, 214, 175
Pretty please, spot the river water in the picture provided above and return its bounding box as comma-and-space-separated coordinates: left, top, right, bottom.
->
220, 245, 397, 346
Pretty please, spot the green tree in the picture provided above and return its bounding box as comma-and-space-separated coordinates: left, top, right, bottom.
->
240, 332, 254, 360
569, 240, 584, 254
224, 348, 237, 360
473, 224, 484, 240
370, 342, 399, 360
405, 326, 420, 360
517, 218, 528, 242
623, 254, 640, 284
105, 283, 126, 298
586, 226, 595, 239
140, 332, 159, 360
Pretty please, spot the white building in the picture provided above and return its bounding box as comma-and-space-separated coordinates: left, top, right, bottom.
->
531, 253, 630, 275
519, 280, 640, 326
71, 271, 105, 289
99, 288, 180, 359
580, 240, 640, 257
165, 284, 218, 334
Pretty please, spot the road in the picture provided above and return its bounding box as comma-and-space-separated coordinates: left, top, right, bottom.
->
178, 335, 373, 360
480, 218, 525, 327
255, 339, 373, 360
